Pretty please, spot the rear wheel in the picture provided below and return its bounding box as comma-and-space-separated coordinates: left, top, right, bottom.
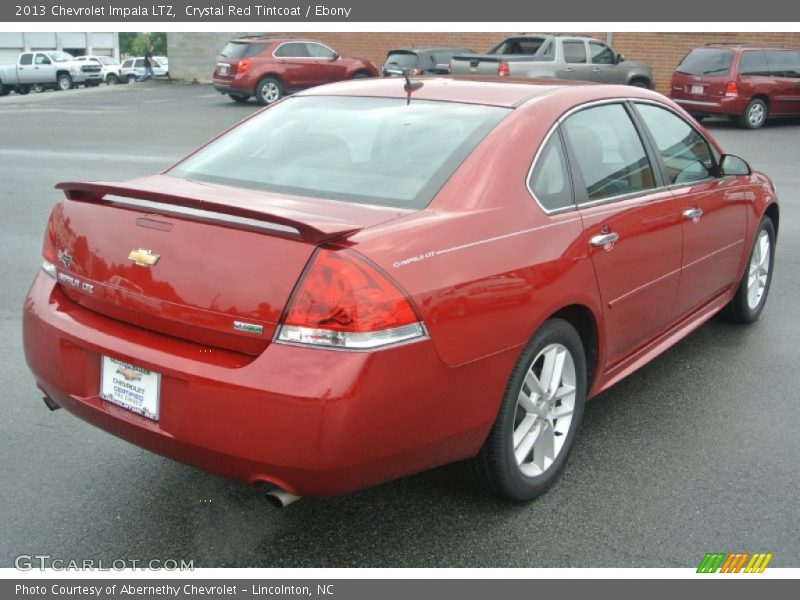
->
739, 98, 767, 129
629, 78, 650, 89
352, 71, 372, 79
229, 93, 250, 104
33, 84, 46, 93
255, 76, 283, 105
106, 74, 119, 86
126, 74, 137, 84
723, 217, 775, 324
57, 74, 73, 91
470, 319, 587, 501
18, 85, 30, 95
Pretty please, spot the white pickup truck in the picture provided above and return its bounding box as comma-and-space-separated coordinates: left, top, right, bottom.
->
0, 51, 103, 96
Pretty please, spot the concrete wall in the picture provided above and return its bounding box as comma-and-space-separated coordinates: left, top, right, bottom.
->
167, 32, 800, 93
0, 32, 119, 62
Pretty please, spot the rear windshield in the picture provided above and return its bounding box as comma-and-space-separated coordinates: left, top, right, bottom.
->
489, 37, 546, 56
676, 48, 734, 76
169, 96, 509, 209
383, 52, 420, 69
218, 42, 268, 60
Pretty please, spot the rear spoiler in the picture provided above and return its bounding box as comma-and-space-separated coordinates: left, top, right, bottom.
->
56, 181, 362, 244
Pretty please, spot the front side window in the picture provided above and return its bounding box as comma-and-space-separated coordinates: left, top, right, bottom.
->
765, 50, 800, 78
563, 41, 587, 64
305, 43, 336, 59
274, 43, 309, 58
134, 59, 144, 68
562, 104, 655, 202
589, 42, 615, 65
635, 104, 714, 185
529, 134, 574, 212
739, 50, 769, 76
122, 60, 132, 68
169, 96, 510, 209
35, 54, 51, 65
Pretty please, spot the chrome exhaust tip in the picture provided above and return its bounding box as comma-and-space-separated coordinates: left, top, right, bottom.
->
265, 488, 302, 508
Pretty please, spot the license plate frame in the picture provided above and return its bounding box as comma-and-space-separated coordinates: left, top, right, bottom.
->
690, 84, 704, 95
100, 356, 161, 421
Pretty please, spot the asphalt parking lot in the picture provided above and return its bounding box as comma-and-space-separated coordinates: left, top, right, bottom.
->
1, 83, 799, 568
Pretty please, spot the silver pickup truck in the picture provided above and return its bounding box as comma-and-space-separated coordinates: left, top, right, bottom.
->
451, 34, 654, 89
0, 51, 103, 96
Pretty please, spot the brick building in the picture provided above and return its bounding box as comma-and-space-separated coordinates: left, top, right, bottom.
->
167, 31, 800, 94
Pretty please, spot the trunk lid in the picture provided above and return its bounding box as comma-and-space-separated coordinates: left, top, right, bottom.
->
49, 175, 409, 355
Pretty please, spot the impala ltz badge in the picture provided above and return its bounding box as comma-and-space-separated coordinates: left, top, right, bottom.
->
233, 321, 264, 335
128, 248, 160, 267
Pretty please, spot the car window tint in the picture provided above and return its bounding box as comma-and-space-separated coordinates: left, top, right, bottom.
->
35, 54, 50, 65
676, 48, 733, 76
529, 134, 574, 211
563, 41, 587, 64
765, 50, 800, 78
306, 43, 336, 59
589, 42, 615, 65
169, 96, 510, 210
739, 50, 769, 76
20, 54, 33, 65
563, 104, 655, 202
244, 43, 269, 58
274, 43, 309, 58
635, 104, 715, 185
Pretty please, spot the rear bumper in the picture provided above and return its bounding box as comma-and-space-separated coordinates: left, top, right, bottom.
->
213, 78, 251, 96
670, 94, 749, 116
23, 274, 508, 495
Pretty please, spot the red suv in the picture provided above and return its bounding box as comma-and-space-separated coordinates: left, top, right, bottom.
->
670, 44, 800, 129
212, 36, 379, 105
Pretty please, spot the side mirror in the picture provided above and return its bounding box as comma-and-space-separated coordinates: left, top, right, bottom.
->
719, 154, 751, 177
331, 53, 340, 61
616, 53, 625, 64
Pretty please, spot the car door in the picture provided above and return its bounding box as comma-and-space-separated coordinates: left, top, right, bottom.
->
17, 53, 34, 84
558, 40, 593, 82
587, 41, 625, 84
562, 102, 683, 364
305, 42, 347, 84
34, 53, 55, 83
765, 50, 800, 115
632, 101, 748, 318
273, 42, 315, 88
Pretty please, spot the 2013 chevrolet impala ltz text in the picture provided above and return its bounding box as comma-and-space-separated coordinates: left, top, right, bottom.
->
23, 77, 778, 503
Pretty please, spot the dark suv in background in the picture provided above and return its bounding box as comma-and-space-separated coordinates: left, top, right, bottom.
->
670, 44, 800, 129
382, 47, 475, 76
213, 35, 379, 105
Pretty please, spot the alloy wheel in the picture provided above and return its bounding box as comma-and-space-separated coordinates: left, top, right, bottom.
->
747, 230, 771, 310
748, 103, 765, 128
261, 82, 280, 104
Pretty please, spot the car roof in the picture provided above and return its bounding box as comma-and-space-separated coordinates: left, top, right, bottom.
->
231, 36, 321, 44
388, 47, 472, 53
296, 77, 665, 109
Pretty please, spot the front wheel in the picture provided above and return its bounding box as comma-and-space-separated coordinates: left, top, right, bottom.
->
18, 85, 30, 95
739, 98, 767, 129
255, 76, 283, 105
57, 74, 73, 91
469, 318, 587, 501
106, 74, 118, 86
723, 217, 776, 324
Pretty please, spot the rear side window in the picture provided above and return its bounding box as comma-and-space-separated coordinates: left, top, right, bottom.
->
169, 96, 510, 209
529, 134, 574, 212
563, 41, 587, 64
739, 50, 769, 76
676, 48, 733, 76
134, 59, 144, 68
274, 43, 309, 58
589, 42, 615, 65
19, 53, 33, 65
765, 50, 800, 78
562, 104, 655, 202
635, 104, 715, 185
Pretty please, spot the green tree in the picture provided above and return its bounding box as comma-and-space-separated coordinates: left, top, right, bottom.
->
119, 32, 167, 58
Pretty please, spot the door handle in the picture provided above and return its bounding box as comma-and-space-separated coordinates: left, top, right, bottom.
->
590, 232, 620, 248
564, 67, 574, 72
683, 207, 704, 222
591, 67, 601, 72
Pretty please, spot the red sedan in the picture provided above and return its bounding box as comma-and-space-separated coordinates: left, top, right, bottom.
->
23, 78, 779, 503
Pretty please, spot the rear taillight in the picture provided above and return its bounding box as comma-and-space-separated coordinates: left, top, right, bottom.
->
725, 81, 738, 97
498, 62, 510, 77
237, 58, 252, 74
276, 248, 426, 350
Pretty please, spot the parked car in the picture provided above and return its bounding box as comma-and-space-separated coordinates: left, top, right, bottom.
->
24, 78, 778, 504
119, 57, 169, 83
450, 34, 654, 88
0, 50, 102, 95
212, 35, 379, 105
669, 44, 800, 129
382, 47, 475, 76
75, 55, 123, 85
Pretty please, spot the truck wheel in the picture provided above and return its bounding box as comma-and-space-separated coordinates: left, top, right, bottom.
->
255, 76, 283, 105
0, 83, 10, 96
18, 86, 30, 95
106, 74, 118, 86
57, 74, 73, 91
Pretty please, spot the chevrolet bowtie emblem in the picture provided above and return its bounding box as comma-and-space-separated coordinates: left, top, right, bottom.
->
128, 248, 160, 267
116, 366, 143, 381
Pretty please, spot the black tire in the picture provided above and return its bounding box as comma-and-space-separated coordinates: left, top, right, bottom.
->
57, 74, 73, 91
106, 74, 118, 86
18, 86, 30, 95
469, 318, 587, 501
0, 83, 11, 96
352, 71, 372, 79
722, 217, 776, 324
739, 98, 768, 129
254, 76, 283, 105
126, 74, 137, 84
629, 78, 650, 89
229, 94, 250, 104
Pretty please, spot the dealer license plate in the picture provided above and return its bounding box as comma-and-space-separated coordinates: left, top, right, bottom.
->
100, 356, 161, 420
690, 85, 704, 95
